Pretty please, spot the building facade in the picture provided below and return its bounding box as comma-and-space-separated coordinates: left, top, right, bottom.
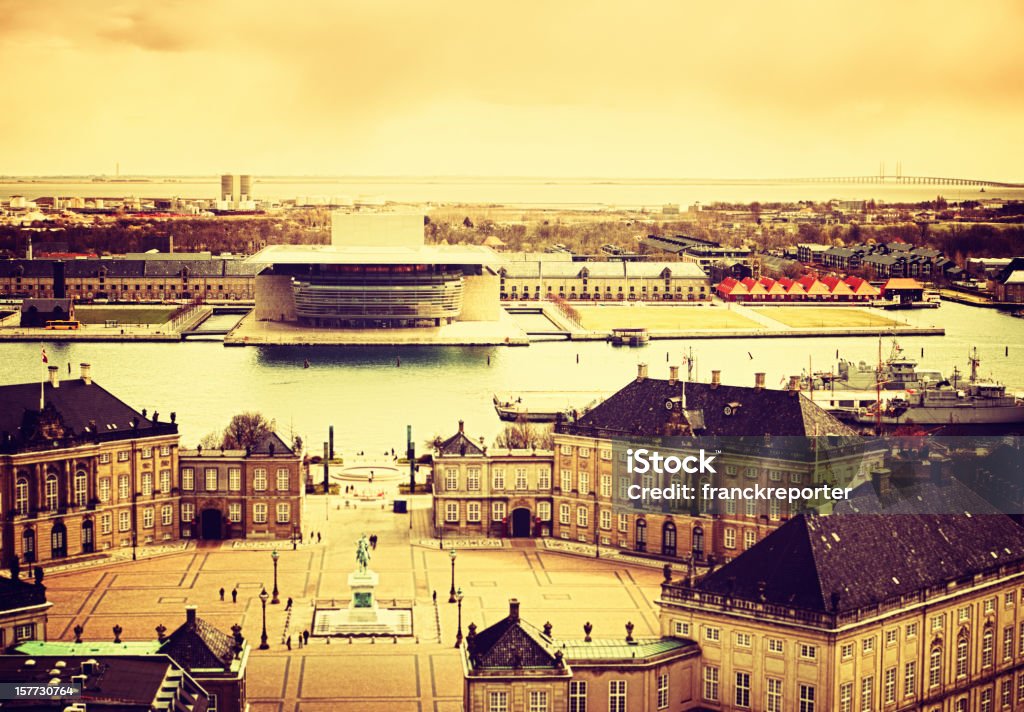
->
0, 576, 49, 650
498, 261, 710, 301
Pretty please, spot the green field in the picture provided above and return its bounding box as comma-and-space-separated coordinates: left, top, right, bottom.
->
75, 307, 176, 325
752, 307, 901, 328
576, 305, 759, 331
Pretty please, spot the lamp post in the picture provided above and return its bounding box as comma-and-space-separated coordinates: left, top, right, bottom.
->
271, 550, 280, 604
258, 588, 269, 650
454, 588, 464, 648
448, 548, 457, 603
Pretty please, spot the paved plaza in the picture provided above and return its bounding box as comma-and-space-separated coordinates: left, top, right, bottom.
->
42, 495, 665, 712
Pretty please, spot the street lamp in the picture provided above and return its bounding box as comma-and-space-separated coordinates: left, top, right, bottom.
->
454, 588, 464, 648
448, 548, 457, 603
271, 550, 280, 604
258, 588, 270, 650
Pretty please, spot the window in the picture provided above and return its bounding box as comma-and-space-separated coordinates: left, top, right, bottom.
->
578, 473, 590, 495
929, 646, 942, 687
118, 450, 130, 462
768, 638, 784, 654
984, 597, 996, 614
576, 507, 588, 528
841, 642, 854, 660
702, 666, 719, 702
560, 469, 572, 492
600, 474, 611, 497
769, 469, 781, 481
491, 468, 505, 490
1019, 672, 1024, 702
735, 632, 751, 647
618, 514, 628, 533
445, 502, 458, 523
101, 513, 112, 534
160, 445, 171, 457
980, 688, 991, 712
724, 528, 736, 549
609, 680, 626, 712
560, 444, 572, 456
791, 472, 802, 483
1002, 679, 1012, 708
674, 621, 690, 636
904, 661, 916, 698
445, 468, 458, 490
1007, 591, 1016, 608
514, 468, 527, 491
725, 497, 736, 515
744, 530, 756, 550
466, 502, 481, 522
569, 680, 587, 712
1004, 625, 1014, 660
118, 475, 130, 500
906, 622, 918, 639
228, 503, 241, 522
277, 468, 290, 491
277, 503, 290, 523
162, 505, 173, 525
799, 684, 815, 712
466, 468, 481, 491
579, 447, 590, 458
254, 468, 267, 491
160, 470, 171, 493
143, 507, 154, 529
735, 671, 751, 708
766, 678, 782, 712
704, 626, 720, 642
118, 510, 130, 532
839, 683, 852, 712
600, 448, 612, 460
956, 635, 968, 678
1020, 622, 1024, 656
982, 626, 993, 668
884, 667, 896, 704
253, 503, 268, 524
227, 467, 240, 491
142, 446, 152, 459
45, 473, 58, 510
528, 690, 548, 712
537, 502, 551, 522
600, 510, 611, 530
863, 636, 875, 654
182, 468, 194, 490
100, 452, 111, 464
492, 502, 506, 521
657, 672, 669, 709
15, 477, 28, 514
74, 471, 88, 505
488, 691, 508, 712
885, 628, 898, 646
931, 613, 944, 632
208, 694, 218, 712
800, 643, 817, 660
559, 504, 570, 525
14, 623, 36, 642
537, 468, 551, 490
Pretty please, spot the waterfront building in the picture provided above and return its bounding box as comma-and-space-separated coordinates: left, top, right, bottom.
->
248, 212, 503, 328
178, 435, 302, 541
0, 575, 49, 650
497, 260, 710, 301
990, 258, 1024, 303
19, 298, 74, 327
432, 421, 553, 538
644, 235, 754, 272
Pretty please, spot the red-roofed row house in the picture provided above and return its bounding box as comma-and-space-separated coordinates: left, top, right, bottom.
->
716, 275, 880, 302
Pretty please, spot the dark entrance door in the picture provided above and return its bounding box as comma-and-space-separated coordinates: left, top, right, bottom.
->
510, 508, 532, 537
201, 509, 223, 540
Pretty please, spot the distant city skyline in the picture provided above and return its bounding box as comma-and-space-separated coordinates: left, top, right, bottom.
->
1, 0, 1022, 181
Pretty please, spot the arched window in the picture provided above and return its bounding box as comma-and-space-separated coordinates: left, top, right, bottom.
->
635, 518, 647, 553
955, 632, 969, 678
23, 528, 36, 562
928, 644, 942, 687
51, 521, 67, 558
662, 520, 677, 557
74, 470, 88, 506
981, 625, 993, 668
692, 525, 705, 560
82, 519, 94, 554
44, 473, 58, 510
15, 477, 29, 515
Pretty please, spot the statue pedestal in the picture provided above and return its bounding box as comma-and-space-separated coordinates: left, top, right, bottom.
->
347, 570, 380, 623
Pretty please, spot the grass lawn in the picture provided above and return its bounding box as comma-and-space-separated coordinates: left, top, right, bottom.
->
752, 307, 901, 328
576, 305, 759, 331
75, 306, 176, 325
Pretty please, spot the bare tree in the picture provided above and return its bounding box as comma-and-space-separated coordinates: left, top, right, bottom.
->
221, 412, 275, 450
494, 419, 554, 450
198, 430, 223, 450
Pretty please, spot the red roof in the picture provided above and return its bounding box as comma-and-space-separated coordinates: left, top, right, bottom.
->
882, 278, 924, 291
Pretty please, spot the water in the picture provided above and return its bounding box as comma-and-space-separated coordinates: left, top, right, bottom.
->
2, 177, 1021, 207
1, 303, 1022, 454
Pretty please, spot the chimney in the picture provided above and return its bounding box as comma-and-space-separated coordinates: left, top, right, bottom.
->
871, 468, 892, 497
48, 366, 60, 388
458, 420, 464, 434
636, 363, 648, 382
508, 599, 520, 622
788, 375, 801, 395
668, 365, 679, 385
185, 605, 197, 625
754, 372, 765, 391
80, 363, 92, 385
711, 370, 721, 389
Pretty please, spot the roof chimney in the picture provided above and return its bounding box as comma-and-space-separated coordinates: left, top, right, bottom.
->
636, 363, 648, 382
80, 363, 92, 385
711, 370, 721, 389
754, 372, 765, 391
668, 365, 679, 385
48, 365, 59, 388
788, 375, 801, 395
458, 420, 464, 434
508, 599, 520, 622
185, 605, 197, 625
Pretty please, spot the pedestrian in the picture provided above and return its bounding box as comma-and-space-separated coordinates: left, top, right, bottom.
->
286, 635, 292, 651
286, 597, 293, 610
303, 630, 310, 645
317, 532, 321, 543
219, 587, 225, 601
371, 534, 377, 549
231, 587, 238, 603
298, 635, 303, 649
432, 590, 437, 604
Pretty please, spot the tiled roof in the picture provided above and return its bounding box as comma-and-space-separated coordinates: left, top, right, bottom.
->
20, 298, 73, 313
693, 479, 1024, 614
882, 278, 924, 290
467, 601, 562, 671
0, 577, 48, 613
558, 637, 696, 662
158, 609, 238, 669
438, 424, 484, 456
0, 259, 55, 277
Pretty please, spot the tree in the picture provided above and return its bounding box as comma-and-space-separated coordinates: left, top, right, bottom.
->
221, 412, 274, 450
424, 434, 444, 452
198, 431, 223, 449
494, 419, 554, 450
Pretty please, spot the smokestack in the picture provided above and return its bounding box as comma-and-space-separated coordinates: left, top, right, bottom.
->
668, 365, 679, 385
754, 372, 765, 391
48, 366, 59, 388
185, 605, 197, 625
637, 363, 648, 382
711, 370, 721, 389
80, 363, 92, 385
788, 376, 801, 395
458, 419, 465, 433
508, 599, 520, 622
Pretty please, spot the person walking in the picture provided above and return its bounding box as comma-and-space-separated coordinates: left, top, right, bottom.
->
219, 587, 225, 601
432, 590, 437, 604
303, 630, 310, 645
231, 587, 238, 603
317, 532, 321, 543
286, 635, 292, 651
286, 597, 293, 610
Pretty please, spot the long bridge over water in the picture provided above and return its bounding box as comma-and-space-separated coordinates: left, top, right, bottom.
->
751, 175, 1023, 188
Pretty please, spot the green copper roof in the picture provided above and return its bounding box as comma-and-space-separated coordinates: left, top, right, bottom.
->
15, 641, 160, 656
556, 637, 694, 662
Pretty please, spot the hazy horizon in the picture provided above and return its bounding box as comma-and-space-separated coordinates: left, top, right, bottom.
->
2, 1, 1022, 181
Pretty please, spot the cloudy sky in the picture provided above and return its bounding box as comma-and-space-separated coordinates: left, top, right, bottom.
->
1, 0, 1022, 179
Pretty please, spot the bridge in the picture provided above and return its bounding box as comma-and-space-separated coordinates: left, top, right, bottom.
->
180, 306, 250, 339
751, 175, 1024, 188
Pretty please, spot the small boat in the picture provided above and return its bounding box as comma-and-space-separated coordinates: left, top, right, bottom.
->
493, 391, 608, 422
609, 327, 649, 346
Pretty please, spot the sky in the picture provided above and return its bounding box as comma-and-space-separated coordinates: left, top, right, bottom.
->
1, 0, 1022, 180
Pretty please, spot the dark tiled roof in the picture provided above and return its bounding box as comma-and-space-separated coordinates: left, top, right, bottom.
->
438, 424, 484, 456
0, 379, 176, 453
252, 431, 294, 455
694, 479, 1024, 614
144, 260, 225, 277
562, 376, 853, 438
64, 260, 145, 278
0, 259, 56, 277
20, 298, 72, 313
0, 577, 48, 612
467, 604, 561, 670
159, 610, 238, 669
